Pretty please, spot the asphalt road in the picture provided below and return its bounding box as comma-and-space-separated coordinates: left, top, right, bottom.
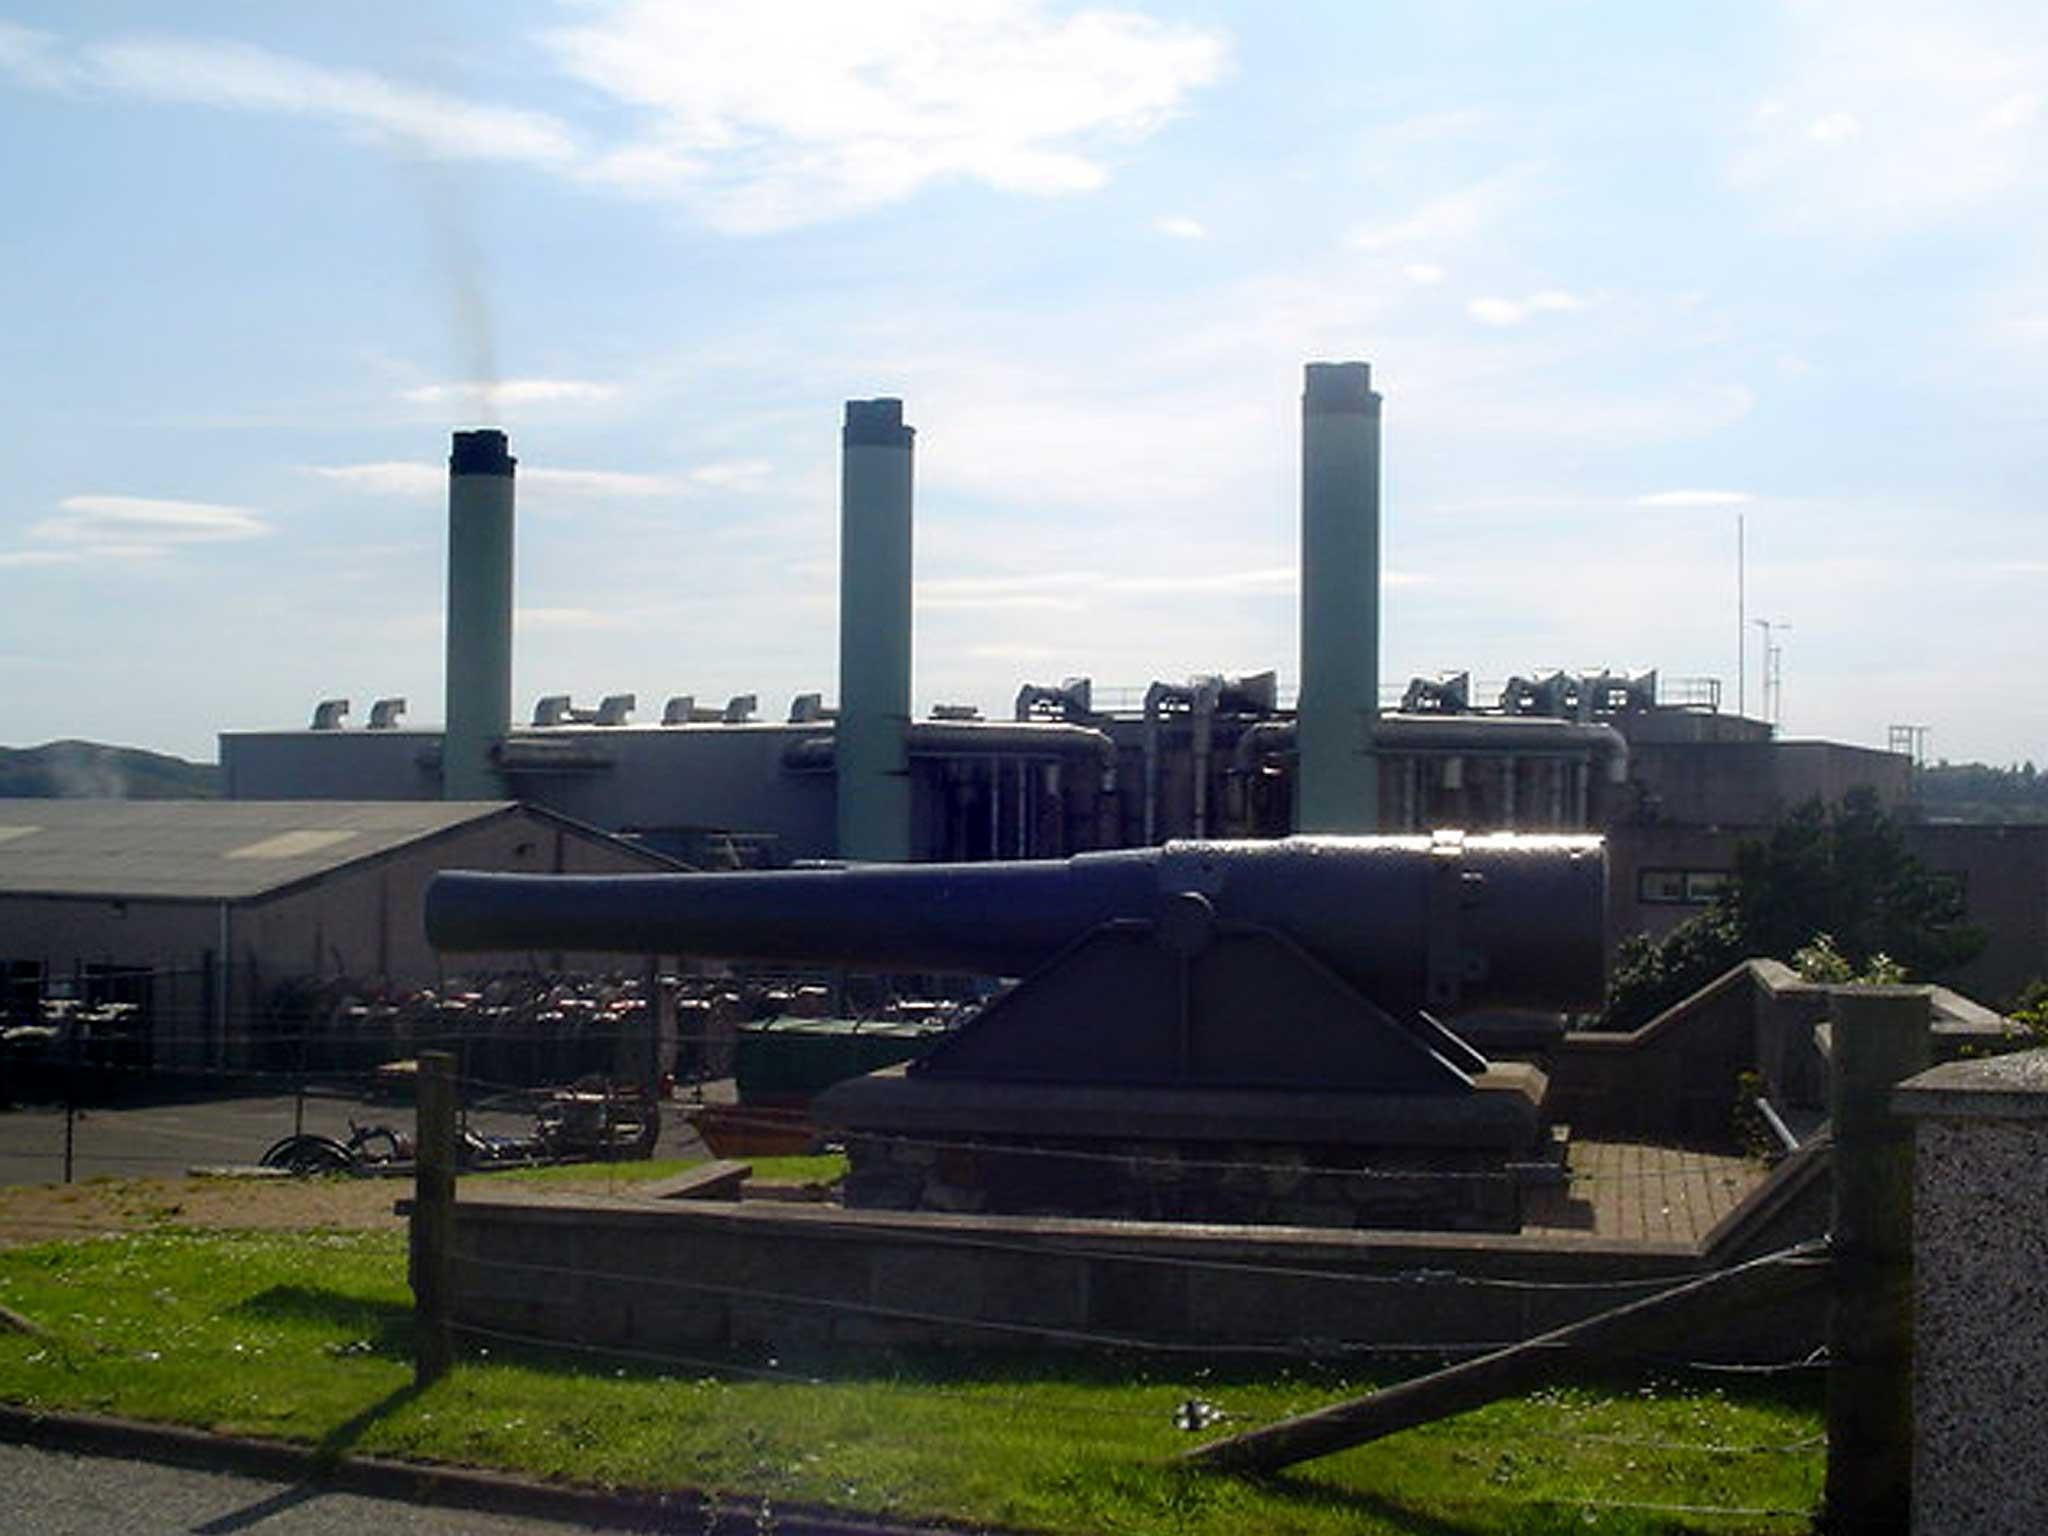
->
0, 1092, 708, 1188
0, 1441, 677, 1534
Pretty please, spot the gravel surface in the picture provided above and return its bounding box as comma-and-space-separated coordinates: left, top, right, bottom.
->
0, 1441, 672, 1535
0, 1091, 710, 1249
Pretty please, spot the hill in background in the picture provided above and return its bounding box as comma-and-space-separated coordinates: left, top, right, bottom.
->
0, 740, 220, 799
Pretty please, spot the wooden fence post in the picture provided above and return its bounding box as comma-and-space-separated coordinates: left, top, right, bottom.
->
1823, 986, 1931, 1535
413, 1049, 457, 1387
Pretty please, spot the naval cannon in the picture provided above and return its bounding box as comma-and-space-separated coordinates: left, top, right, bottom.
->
428, 834, 1606, 1227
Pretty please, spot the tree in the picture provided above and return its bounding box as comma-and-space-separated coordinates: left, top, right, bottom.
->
1601, 787, 1984, 1029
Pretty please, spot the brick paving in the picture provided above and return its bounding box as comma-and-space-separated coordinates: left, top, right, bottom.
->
1521, 1138, 1769, 1246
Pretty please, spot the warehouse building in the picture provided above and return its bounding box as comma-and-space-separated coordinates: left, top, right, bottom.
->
0, 800, 677, 1072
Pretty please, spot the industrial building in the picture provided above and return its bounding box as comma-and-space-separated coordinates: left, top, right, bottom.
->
213, 362, 2041, 1004
0, 799, 677, 1071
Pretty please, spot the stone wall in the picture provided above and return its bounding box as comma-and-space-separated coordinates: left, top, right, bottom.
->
437, 1186, 1824, 1363
840, 1134, 1534, 1231
1895, 1049, 2048, 1536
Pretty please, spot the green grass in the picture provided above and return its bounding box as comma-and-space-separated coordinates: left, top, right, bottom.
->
0, 1230, 1824, 1534
480, 1152, 847, 1187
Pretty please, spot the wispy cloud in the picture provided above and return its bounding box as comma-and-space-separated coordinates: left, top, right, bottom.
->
1635, 489, 1754, 508
1154, 215, 1206, 239
33, 495, 270, 545
1465, 290, 1582, 327
82, 38, 577, 166
516, 606, 636, 632
1729, 5, 2048, 226
399, 379, 618, 408
687, 460, 773, 489
1401, 263, 1445, 286
310, 460, 744, 499
1347, 171, 1530, 254
5, 12, 1226, 235
0, 549, 80, 569
0, 22, 72, 89
544, 0, 1230, 232
306, 462, 442, 497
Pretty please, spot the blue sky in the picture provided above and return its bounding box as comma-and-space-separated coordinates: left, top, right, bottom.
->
1, 1, 2042, 765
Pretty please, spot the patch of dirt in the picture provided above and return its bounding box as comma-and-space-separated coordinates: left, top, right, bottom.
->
0, 1174, 409, 1250
0, 1171, 649, 1250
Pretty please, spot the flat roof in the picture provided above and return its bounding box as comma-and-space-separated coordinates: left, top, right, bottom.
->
0, 799, 528, 901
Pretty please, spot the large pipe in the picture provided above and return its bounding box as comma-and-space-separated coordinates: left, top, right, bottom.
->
837, 399, 915, 861
442, 429, 515, 800
426, 832, 1607, 1016
1296, 361, 1382, 833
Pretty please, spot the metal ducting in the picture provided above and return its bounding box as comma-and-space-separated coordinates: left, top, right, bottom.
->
443, 429, 515, 799
1296, 362, 1381, 833
836, 398, 915, 861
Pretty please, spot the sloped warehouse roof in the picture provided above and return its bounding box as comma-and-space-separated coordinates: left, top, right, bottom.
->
0, 800, 659, 902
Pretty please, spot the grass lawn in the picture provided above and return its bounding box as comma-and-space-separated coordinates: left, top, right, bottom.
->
481, 1153, 848, 1188
0, 1229, 1824, 1534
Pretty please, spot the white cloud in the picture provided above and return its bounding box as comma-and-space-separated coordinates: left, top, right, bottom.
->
1635, 489, 1754, 508
82, 39, 577, 166
1806, 111, 1861, 144
1466, 290, 1582, 326
7, 12, 1225, 235
516, 607, 635, 632
688, 460, 773, 489
33, 495, 269, 545
312, 459, 740, 499
0, 22, 73, 89
307, 462, 443, 497
1729, 6, 2048, 226
399, 379, 618, 408
0, 549, 81, 569
527, 468, 674, 497
1401, 263, 1445, 286
1155, 215, 1206, 239
1347, 171, 1530, 253
543, 0, 1230, 232
1981, 91, 2042, 131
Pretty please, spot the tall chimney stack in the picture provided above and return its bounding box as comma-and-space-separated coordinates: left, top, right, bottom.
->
837, 399, 915, 861
1296, 362, 1381, 832
443, 428, 515, 801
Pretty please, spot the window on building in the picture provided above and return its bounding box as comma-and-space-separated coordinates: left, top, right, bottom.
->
1638, 867, 1730, 905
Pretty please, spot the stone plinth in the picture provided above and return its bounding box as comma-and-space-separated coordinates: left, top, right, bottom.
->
1894, 1048, 2048, 1536
817, 1065, 1554, 1232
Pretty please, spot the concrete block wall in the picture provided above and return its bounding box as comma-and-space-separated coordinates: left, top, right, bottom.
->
437, 1187, 1828, 1363
1895, 1049, 2048, 1536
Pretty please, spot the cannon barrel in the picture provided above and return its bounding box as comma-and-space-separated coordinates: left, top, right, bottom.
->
427, 833, 1606, 1015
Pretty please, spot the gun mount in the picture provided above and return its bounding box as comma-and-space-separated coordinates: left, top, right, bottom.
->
427, 833, 1606, 1229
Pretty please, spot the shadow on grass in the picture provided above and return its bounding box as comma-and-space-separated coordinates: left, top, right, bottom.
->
1244, 1472, 1489, 1536
185, 1381, 426, 1535
227, 1284, 412, 1360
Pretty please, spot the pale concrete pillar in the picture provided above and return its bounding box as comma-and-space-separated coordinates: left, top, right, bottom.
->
837, 399, 914, 861
443, 429, 514, 801
1296, 361, 1380, 832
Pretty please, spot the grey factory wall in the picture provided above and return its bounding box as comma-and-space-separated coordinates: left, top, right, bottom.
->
1902, 823, 2048, 1008
1628, 739, 1910, 827
233, 808, 680, 993
221, 730, 437, 801
0, 809, 678, 1073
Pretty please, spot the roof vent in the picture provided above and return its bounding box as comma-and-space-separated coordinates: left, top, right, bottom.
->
662, 695, 695, 726
722, 694, 758, 724
311, 699, 349, 730
368, 697, 407, 729
596, 693, 636, 726
1014, 676, 1094, 722
533, 694, 574, 727
789, 692, 831, 723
